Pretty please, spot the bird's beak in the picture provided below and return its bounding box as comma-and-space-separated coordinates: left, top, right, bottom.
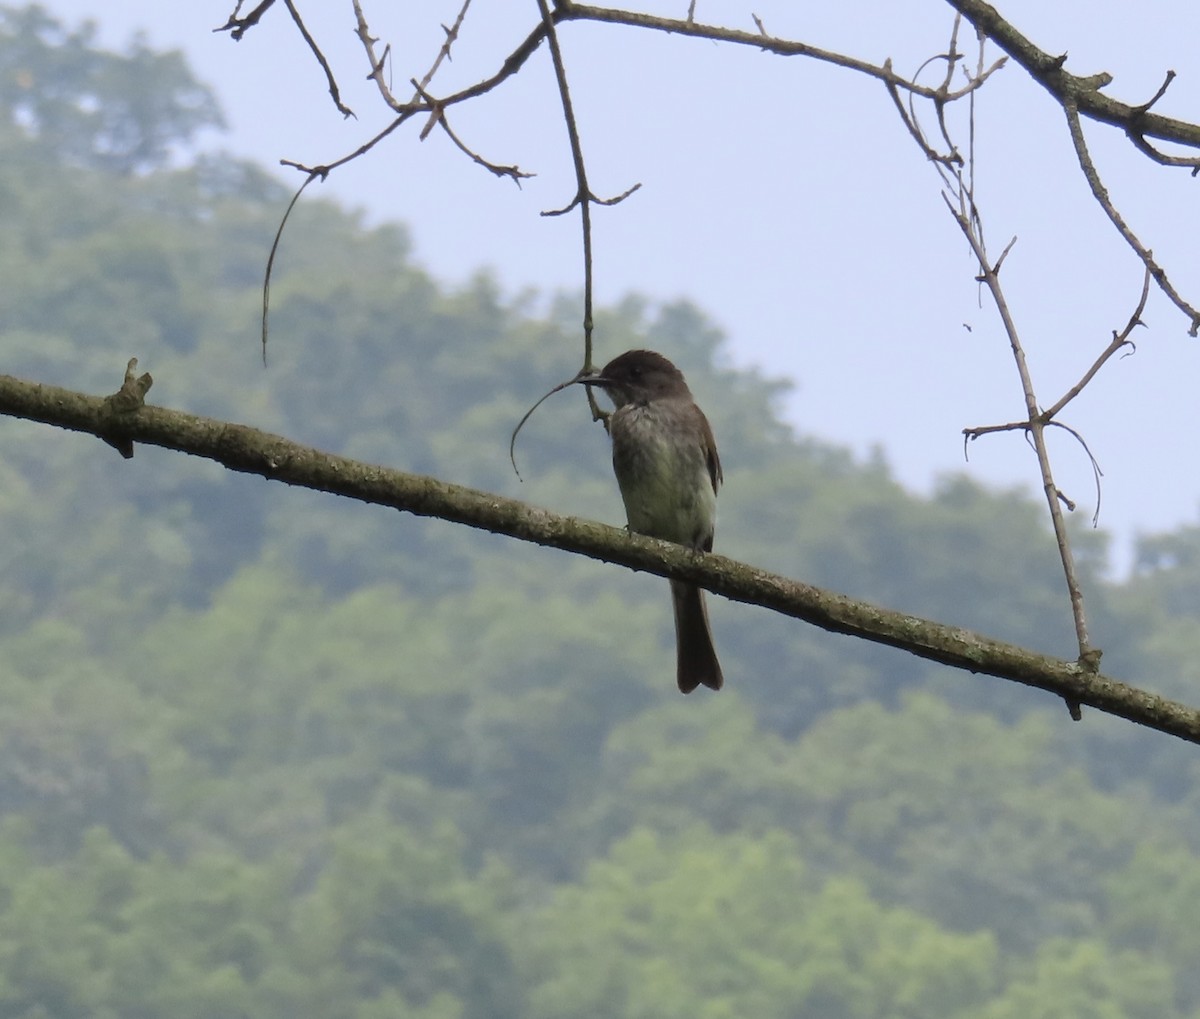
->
573, 368, 611, 388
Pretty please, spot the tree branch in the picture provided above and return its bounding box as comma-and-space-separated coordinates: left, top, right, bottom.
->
1062, 98, 1200, 335
1041, 267, 1150, 421
945, 192, 1094, 719
275, 2, 1006, 185
944, 0, 1200, 150
255, 2, 1200, 340
557, 1, 1003, 102
281, 0, 354, 118
535, 0, 639, 385
2, 369, 1199, 744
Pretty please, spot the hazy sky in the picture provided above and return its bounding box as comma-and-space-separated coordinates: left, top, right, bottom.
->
31, 1, 1200, 575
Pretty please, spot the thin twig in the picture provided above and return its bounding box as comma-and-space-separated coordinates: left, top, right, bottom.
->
352, 0, 401, 110
411, 0, 475, 138
535, 0, 599, 381
963, 419, 1032, 440
943, 189, 1093, 717
417, 0, 473, 92
279, 109, 414, 178
964, 266, 1150, 442
1125, 131, 1200, 172
214, 0, 276, 40
884, 63, 963, 170
542, 181, 641, 217
281, 0, 354, 118
260, 172, 321, 364
264, 0, 483, 347
411, 79, 535, 184
1063, 99, 1200, 336
290, 2, 544, 182
530, 1, 642, 417
921, 14, 966, 159
1046, 421, 1104, 527
911, 41, 1093, 718
1133, 69, 1177, 115
280, 3, 1009, 188
352, 0, 475, 115
1043, 267, 1150, 420
557, 2, 1005, 103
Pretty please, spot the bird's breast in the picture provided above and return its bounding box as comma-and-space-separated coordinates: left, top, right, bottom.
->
609, 401, 717, 549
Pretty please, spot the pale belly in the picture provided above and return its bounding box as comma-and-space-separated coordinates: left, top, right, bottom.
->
610, 403, 717, 550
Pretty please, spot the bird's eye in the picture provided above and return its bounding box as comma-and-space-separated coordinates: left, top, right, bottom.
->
629, 365, 642, 378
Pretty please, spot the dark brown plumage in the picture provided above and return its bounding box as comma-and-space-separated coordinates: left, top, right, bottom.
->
578, 350, 723, 693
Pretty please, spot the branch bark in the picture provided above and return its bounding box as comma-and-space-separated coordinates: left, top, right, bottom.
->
3, 370, 1199, 745
944, 0, 1200, 151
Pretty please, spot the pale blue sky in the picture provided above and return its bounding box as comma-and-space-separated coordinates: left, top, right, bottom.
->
31, 1, 1200, 575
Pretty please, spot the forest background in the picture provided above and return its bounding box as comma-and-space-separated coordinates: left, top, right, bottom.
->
3, 5, 1200, 1017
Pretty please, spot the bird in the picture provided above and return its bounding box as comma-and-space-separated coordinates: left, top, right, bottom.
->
577, 349, 724, 693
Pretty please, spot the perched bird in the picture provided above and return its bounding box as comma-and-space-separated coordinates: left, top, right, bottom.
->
577, 349, 723, 693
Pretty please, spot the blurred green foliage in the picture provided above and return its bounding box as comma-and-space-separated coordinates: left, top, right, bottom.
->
3, 6, 1200, 1016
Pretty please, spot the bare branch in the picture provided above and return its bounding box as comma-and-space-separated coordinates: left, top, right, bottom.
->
417, 1, 474, 93
411, 80, 534, 184
558, 2, 1004, 103
353, 0, 475, 116
884, 62, 963, 169
1042, 267, 1150, 420
950, 195, 1094, 685
1046, 420, 1104, 528
536, 0, 601, 382
965, 268, 1149, 460
279, 111, 415, 178
260, 172, 322, 364
541, 181, 641, 217
929, 66, 1093, 720
1134, 69, 1177, 115
281, 9, 554, 184
281, 0, 355, 118
944, 0, 1200, 151
1125, 130, 1200, 173
352, 0, 400, 110
214, 0, 276, 41
278, 2, 1015, 190
1063, 99, 1200, 336
3, 369, 1200, 744
963, 419, 1032, 442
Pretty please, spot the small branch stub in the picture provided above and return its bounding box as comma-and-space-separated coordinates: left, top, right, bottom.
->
103, 358, 153, 459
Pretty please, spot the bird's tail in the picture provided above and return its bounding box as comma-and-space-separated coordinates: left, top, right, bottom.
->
670, 580, 723, 693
